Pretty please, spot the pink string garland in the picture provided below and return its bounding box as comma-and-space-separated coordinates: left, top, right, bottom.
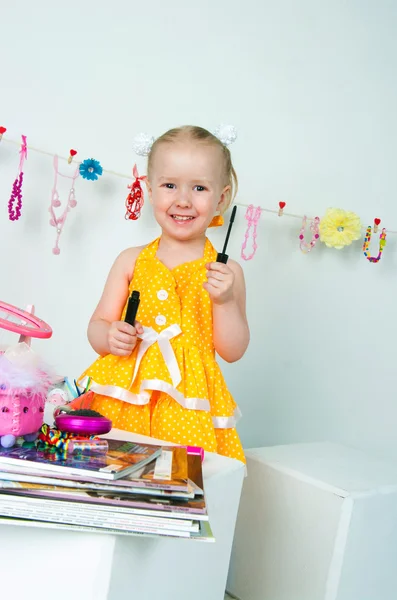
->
48, 155, 80, 255
8, 135, 28, 221
241, 205, 262, 260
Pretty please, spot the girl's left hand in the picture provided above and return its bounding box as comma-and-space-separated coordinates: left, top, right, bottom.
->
203, 262, 235, 305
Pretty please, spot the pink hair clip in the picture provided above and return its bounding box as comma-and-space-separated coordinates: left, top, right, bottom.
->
48, 155, 80, 255
241, 205, 262, 260
8, 135, 28, 221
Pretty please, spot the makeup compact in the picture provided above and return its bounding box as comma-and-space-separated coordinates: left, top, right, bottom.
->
54, 403, 112, 436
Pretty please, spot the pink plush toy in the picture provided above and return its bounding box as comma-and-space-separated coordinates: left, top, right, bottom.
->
0, 301, 53, 448
0, 351, 56, 448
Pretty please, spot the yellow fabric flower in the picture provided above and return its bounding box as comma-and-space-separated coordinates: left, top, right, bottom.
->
319, 208, 362, 249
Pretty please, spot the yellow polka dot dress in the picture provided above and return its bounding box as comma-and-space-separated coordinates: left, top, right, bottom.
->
78, 237, 245, 463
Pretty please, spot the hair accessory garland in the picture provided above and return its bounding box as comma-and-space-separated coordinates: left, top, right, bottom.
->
48, 155, 80, 255
8, 134, 28, 222
125, 164, 146, 220
0, 126, 6, 141
241, 205, 262, 260
79, 158, 103, 181
363, 225, 387, 263
299, 216, 320, 253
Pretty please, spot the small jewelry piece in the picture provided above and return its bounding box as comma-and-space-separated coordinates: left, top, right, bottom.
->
48, 155, 80, 255
299, 216, 320, 253
0, 126, 6, 141
278, 201, 286, 216
374, 217, 381, 233
68, 149, 77, 164
79, 158, 103, 181
241, 205, 262, 261
125, 164, 146, 220
362, 225, 387, 263
8, 134, 28, 221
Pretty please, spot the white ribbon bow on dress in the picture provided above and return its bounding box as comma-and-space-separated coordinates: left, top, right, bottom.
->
131, 324, 182, 388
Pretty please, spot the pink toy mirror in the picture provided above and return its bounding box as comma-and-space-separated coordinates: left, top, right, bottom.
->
0, 301, 52, 342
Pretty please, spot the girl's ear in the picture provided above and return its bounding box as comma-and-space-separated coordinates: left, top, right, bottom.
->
217, 185, 231, 213
146, 180, 153, 205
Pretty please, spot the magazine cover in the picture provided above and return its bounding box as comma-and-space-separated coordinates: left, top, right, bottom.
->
0, 440, 161, 480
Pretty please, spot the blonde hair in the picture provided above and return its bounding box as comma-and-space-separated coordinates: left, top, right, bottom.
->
147, 125, 238, 212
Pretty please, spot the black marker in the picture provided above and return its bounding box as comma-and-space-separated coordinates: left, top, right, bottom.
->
216, 206, 237, 264
124, 291, 140, 326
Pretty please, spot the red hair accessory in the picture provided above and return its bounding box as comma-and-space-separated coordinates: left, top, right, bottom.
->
125, 165, 146, 220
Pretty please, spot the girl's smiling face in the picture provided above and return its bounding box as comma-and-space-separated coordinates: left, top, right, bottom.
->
147, 140, 230, 241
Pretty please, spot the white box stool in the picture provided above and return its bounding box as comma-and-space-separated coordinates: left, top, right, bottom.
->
227, 442, 397, 600
0, 430, 245, 600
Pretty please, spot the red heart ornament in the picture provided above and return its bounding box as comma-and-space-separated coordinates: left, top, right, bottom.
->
0, 126, 6, 135
374, 218, 381, 226
70, 149, 77, 156
279, 201, 286, 209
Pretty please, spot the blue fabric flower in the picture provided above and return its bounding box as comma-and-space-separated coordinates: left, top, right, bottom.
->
79, 158, 103, 181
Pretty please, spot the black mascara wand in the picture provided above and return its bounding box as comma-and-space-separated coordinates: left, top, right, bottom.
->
216, 206, 237, 264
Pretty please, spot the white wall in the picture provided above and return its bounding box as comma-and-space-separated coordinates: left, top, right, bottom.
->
1, 0, 397, 459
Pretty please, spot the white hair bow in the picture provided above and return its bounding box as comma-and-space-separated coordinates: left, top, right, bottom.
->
132, 124, 237, 157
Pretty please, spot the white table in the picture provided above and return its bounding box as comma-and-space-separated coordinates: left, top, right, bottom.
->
0, 429, 245, 600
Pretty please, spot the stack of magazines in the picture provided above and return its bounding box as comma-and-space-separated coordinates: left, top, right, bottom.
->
0, 439, 214, 541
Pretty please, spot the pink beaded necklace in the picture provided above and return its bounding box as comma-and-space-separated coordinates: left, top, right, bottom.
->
241, 205, 262, 260
48, 155, 80, 255
299, 216, 320, 253
8, 135, 28, 221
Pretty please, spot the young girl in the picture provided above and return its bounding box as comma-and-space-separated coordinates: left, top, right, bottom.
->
78, 126, 249, 462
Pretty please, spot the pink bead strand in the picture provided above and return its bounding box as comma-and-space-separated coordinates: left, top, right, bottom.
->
8, 135, 28, 221
48, 155, 80, 255
241, 205, 262, 260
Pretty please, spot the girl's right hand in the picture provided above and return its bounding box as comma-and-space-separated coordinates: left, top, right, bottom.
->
108, 321, 144, 356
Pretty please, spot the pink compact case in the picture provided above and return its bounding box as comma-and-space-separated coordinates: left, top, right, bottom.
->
55, 410, 112, 436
